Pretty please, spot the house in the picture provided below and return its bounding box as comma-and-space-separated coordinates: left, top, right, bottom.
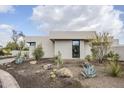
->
25, 31, 121, 60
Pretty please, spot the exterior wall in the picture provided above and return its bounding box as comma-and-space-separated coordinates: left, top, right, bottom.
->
84, 42, 92, 57
25, 36, 54, 58
111, 45, 124, 61
54, 40, 89, 59
80, 40, 85, 59
11, 50, 29, 56
54, 40, 72, 59
112, 39, 119, 46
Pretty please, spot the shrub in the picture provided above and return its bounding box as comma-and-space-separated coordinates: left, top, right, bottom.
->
106, 51, 119, 62
0, 49, 4, 56
107, 61, 121, 77
106, 51, 121, 77
54, 51, 63, 68
33, 45, 44, 61
84, 55, 92, 62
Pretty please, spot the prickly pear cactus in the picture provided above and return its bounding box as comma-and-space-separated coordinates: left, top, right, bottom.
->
81, 62, 96, 78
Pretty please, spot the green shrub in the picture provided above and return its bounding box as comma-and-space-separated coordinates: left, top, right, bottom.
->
107, 61, 121, 77
54, 51, 63, 68
33, 45, 44, 61
0, 49, 4, 56
84, 55, 92, 62
106, 51, 119, 62
2, 48, 12, 55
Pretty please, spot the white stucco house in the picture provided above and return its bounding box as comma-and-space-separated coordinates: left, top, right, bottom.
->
25, 31, 124, 60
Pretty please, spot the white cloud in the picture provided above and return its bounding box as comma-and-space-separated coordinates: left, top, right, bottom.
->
0, 5, 15, 13
31, 5, 124, 38
0, 24, 14, 46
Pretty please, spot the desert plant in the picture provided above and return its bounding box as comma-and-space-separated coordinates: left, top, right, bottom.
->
85, 55, 92, 62
33, 44, 44, 61
0, 49, 4, 56
91, 32, 111, 63
107, 61, 121, 77
15, 52, 26, 64
106, 51, 121, 77
106, 51, 119, 62
54, 51, 63, 68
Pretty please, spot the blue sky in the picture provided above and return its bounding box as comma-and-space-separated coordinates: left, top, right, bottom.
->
0, 5, 124, 46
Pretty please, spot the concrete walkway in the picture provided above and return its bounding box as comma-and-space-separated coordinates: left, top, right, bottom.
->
0, 69, 20, 88
0, 58, 15, 65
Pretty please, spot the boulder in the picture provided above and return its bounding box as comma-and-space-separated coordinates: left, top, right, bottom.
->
30, 61, 37, 64
43, 64, 53, 70
56, 68, 73, 78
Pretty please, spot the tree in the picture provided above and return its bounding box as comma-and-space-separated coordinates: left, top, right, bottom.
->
12, 30, 18, 44
91, 32, 111, 63
6, 42, 19, 50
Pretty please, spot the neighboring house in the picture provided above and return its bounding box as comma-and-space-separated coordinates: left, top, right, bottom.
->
25, 31, 123, 60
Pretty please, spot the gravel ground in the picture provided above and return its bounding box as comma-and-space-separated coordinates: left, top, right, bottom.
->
0, 59, 124, 88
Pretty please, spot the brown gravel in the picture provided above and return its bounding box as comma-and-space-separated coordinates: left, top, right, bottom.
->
0, 59, 124, 88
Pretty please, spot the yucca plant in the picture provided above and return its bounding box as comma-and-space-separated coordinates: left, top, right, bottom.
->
107, 61, 121, 77
106, 51, 121, 77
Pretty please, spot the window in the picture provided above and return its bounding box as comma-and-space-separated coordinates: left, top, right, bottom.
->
27, 42, 36, 46
72, 40, 80, 58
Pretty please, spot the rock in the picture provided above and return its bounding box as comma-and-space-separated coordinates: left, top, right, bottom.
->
30, 61, 37, 64
56, 68, 73, 78
43, 64, 53, 70
6, 64, 11, 67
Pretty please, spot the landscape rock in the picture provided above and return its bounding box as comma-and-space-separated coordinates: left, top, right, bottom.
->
43, 64, 53, 70
56, 68, 73, 78
30, 61, 37, 64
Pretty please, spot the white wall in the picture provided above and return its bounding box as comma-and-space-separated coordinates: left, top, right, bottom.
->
11, 50, 29, 56
112, 45, 124, 61
84, 42, 92, 57
25, 36, 54, 58
54, 40, 89, 59
55, 40, 72, 59
80, 40, 85, 59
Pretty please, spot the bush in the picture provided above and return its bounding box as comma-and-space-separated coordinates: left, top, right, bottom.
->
84, 55, 92, 62
54, 51, 63, 68
6, 42, 19, 50
106, 51, 119, 62
33, 45, 44, 61
107, 62, 121, 77
106, 51, 121, 77
0, 49, 4, 56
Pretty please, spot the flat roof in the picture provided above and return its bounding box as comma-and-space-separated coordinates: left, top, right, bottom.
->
49, 31, 96, 40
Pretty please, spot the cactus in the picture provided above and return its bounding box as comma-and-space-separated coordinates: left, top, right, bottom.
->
81, 62, 96, 78
15, 52, 26, 64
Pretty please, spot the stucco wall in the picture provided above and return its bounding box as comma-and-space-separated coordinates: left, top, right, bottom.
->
11, 50, 29, 56
111, 45, 124, 61
54, 40, 72, 59
54, 40, 89, 59
25, 36, 54, 58
84, 42, 92, 57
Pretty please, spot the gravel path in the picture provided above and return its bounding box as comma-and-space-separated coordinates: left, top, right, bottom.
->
0, 69, 20, 88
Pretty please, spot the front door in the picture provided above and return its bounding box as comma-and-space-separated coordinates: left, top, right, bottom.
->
72, 40, 80, 58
